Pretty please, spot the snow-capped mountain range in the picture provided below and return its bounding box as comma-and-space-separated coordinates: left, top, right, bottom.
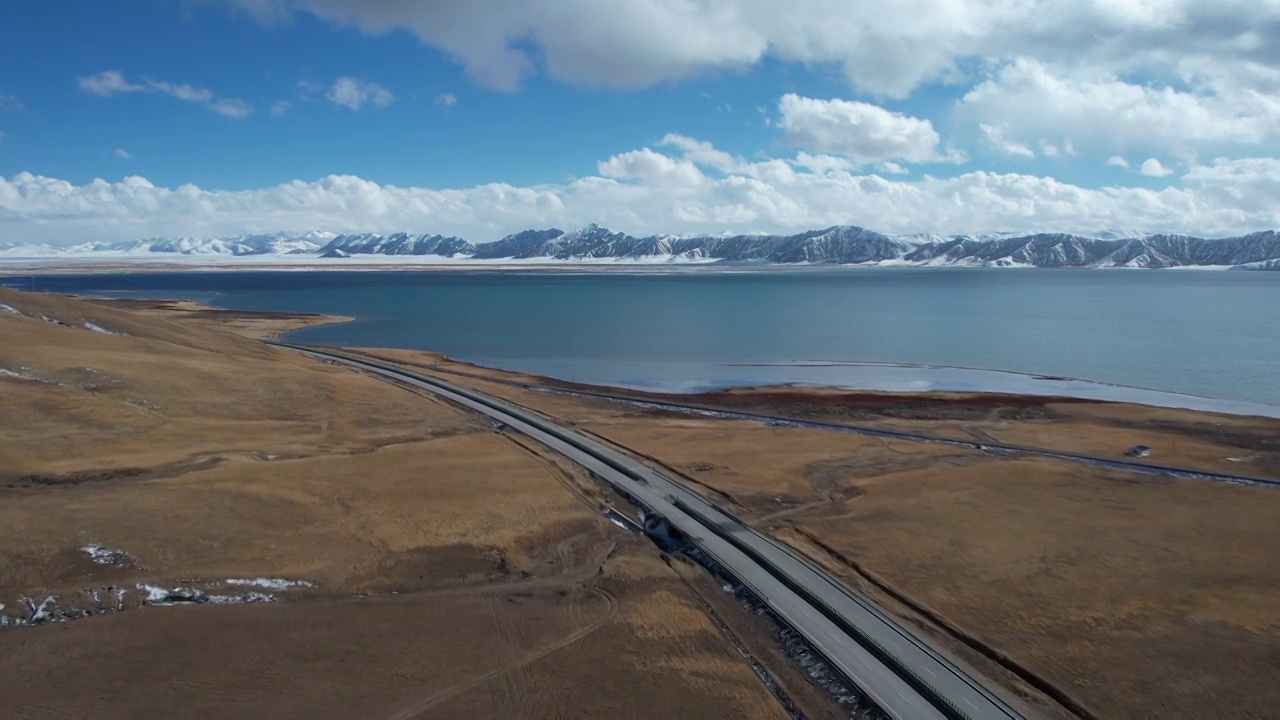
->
26, 231, 342, 257
3, 226, 1279, 269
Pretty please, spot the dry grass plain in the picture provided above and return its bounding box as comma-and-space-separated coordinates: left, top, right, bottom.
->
349, 346, 1280, 720
0, 287, 806, 720
10, 288, 1280, 719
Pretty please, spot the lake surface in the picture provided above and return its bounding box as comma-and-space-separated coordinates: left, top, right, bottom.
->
9, 268, 1280, 413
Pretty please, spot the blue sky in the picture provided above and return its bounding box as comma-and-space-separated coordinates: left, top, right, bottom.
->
1, 1, 1278, 244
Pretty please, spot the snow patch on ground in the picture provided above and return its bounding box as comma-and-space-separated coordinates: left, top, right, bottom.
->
0, 303, 22, 315
0, 367, 34, 380
23, 596, 58, 624
81, 321, 116, 334
82, 543, 135, 567
225, 578, 315, 591
2, 571, 315, 631
136, 584, 276, 606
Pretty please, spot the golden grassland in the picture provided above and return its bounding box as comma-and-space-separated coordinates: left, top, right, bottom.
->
353, 345, 1280, 720
9, 287, 1280, 719
0, 287, 799, 720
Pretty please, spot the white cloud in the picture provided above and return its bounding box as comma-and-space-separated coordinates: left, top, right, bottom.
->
77, 71, 253, 118
434, 92, 457, 107
597, 147, 706, 186
270, 100, 292, 117
1107, 155, 1130, 168
1139, 158, 1174, 177
959, 57, 1280, 155
791, 152, 855, 174
77, 71, 145, 96
878, 162, 909, 175
0, 93, 22, 111
1182, 157, 1280, 216
215, 0, 1280, 102
210, 98, 253, 119
4, 138, 1278, 246
0, 130, 6, 146
777, 94, 946, 165
979, 124, 1035, 158
658, 134, 747, 174
326, 77, 394, 110
1184, 157, 1280, 185
148, 80, 214, 104
114, 148, 132, 159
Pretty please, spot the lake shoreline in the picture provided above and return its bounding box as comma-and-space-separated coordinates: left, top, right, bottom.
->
79, 290, 1280, 420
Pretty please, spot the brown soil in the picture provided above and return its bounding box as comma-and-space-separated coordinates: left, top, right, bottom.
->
83, 295, 351, 340
0, 288, 803, 720
358, 344, 1280, 482
345, 345, 1280, 720
678, 386, 1280, 480
12, 289, 1279, 719
774, 460, 1280, 720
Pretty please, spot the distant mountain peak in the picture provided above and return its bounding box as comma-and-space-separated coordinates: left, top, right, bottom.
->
3, 227, 1278, 270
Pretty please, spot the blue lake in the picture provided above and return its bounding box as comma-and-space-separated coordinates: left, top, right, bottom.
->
8, 268, 1280, 413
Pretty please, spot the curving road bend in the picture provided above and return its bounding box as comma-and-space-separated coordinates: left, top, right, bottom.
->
276, 342, 1024, 720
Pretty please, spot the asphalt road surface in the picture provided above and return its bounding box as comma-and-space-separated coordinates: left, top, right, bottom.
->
278, 343, 1025, 720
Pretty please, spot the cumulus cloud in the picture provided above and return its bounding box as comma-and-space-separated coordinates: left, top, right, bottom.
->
959, 57, 1280, 154
979, 124, 1035, 158
792, 152, 855, 175
1106, 155, 1130, 168
1139, 158, 1175, 177
0, 93, 23, 111
77, 71, 253, 118
114, 148, 132, 159
326, 77, 394, 110
597, 147, 706, 186
777, 94, 947, 165
213, 0, 1280, 101
1181, 157, 1280, 223
434, 92, 457, 107
657, 134, 748, 174
195, 1, 1280, 167
4, 137, 1278, 246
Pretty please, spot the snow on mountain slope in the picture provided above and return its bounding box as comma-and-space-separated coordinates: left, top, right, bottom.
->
318, 232, 474, 257
3, 227, 1278, 269
17, 232, 340, 257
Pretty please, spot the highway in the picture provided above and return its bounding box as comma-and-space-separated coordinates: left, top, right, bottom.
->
276, 342, 1025, 720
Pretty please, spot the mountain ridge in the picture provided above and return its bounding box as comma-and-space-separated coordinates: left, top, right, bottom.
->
3, 226, 1278, 269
